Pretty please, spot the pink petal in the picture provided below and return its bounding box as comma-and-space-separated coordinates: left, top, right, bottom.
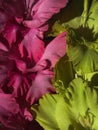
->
0, 11, 8, 33
15, 17, 23, 24
0, 66, 7, 85
0, 50, 10, 86
23, 0, 68, 28
17, 96, 33, 121
0, 93, 24, 129
23, 108, 33, 121
0, 42, 8, 51
13, 58, 27, 72
1, 0, 25, 18
2, 24, 18, 46
8, 73, 30, 97
19, 29, 45, 62
8, 73, 22, 95
25, 0, 36, 10
0, 93, 19, 114
32, 32, 66, 72
26, 69, 55, 104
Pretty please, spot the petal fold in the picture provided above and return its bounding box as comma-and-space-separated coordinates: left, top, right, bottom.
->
19, 29, 45, 62
33, 32, 66, 71
26, 69, 55, 104
23, 0, 68, 28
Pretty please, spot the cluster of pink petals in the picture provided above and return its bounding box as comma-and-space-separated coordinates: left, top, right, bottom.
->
0, 0, 68, 129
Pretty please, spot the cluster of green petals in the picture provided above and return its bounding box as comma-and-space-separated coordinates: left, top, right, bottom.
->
32, 78, 98, 130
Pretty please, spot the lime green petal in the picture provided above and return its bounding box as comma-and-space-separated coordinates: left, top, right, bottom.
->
32, 78, 98, 130
67, 43, 98, 77
32, 94, 60, 130
86, 0, 98, 34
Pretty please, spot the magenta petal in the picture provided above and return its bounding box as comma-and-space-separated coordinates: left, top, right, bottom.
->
25, 0, 36, 10
14, 59, 27, 72
0, 93, 20, 127
8, 73, 30, 97
0, 93, 19, 114
8, 73, 22, 96
23, 108, 33, 121
41, 32, 66, 67
23, 0, 68, 28
0, 50, 9, 86
0, 0, 25, 18
19, 29, 45, 62
15, 17, 23, 24
32, 32, 66, 72
26, 69, 55, 104
2, 24, 18, 46
0, 42, 8, 51
0, 12, 8, 33
0, 67, 7, 86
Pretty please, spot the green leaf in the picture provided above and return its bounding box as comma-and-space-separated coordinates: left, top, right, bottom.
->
32, 78, 98, 130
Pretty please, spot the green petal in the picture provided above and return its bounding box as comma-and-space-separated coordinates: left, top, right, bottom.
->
67, 41, 98, 77
32, 78, 98, 130
32, 94, 60, 130
54, 55, 74, 87
86, 0, 98, 34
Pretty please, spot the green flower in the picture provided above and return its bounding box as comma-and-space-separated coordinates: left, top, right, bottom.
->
32, 78, 98, 130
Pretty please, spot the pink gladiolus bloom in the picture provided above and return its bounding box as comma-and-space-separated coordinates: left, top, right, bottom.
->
0, 0, 68, 129
23, 0, 69, 28
0, 31, 66, 100
0, 92, 26, 130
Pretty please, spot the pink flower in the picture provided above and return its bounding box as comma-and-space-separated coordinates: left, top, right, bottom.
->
0, 31, 66, 100
0, 92, 26, 130
0, 0, 68, 129
26, 32, 67, 103
0, 0, 68, 59
0, 0, 68, 30
0, 0, 67, 110
23, 0, 69, 29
